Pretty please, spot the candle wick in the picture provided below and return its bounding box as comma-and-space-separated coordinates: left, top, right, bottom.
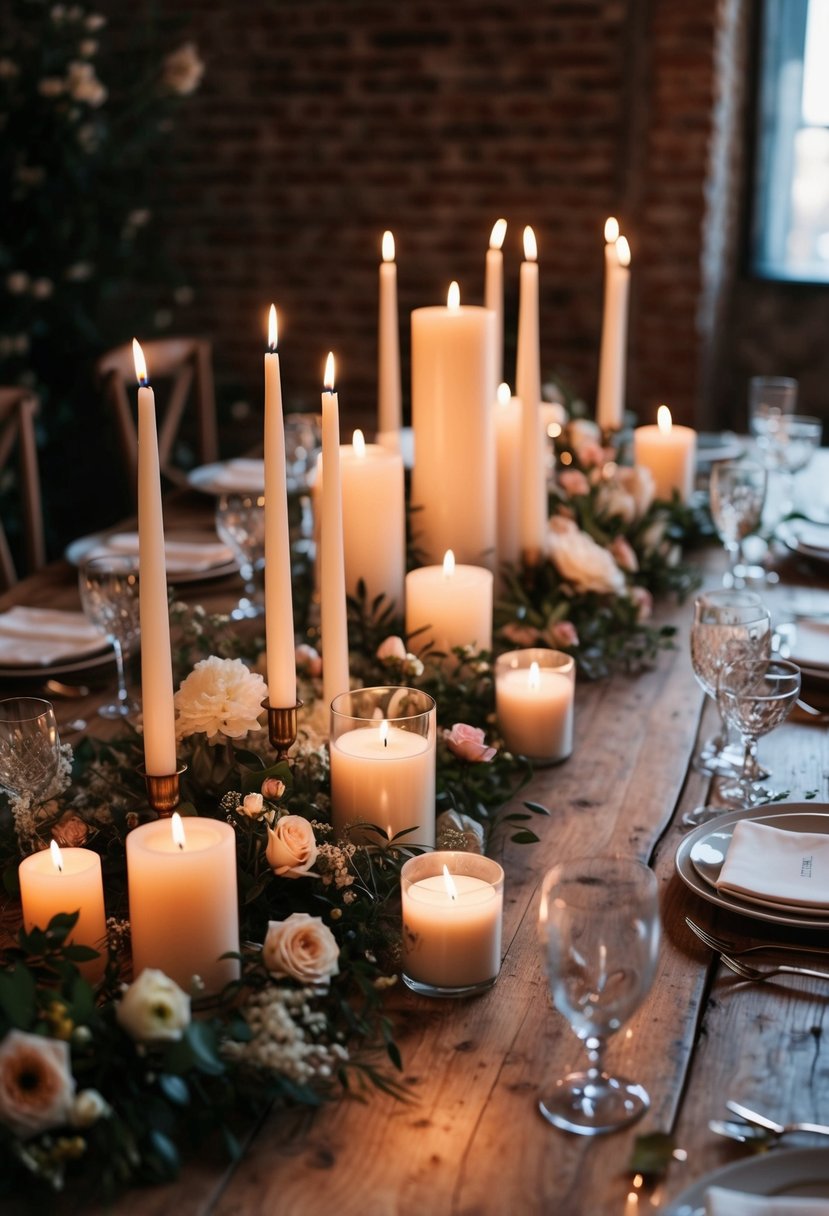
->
177, 840, 184, 851
138, 377, 149, 388
383, 735, 388, 748
56, 860, 63, 873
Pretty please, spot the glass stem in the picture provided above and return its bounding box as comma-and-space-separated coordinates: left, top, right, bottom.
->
739, 732, 760, 799
724, 541, 741, 588
112, 637, 129, 708
584, 1035, 607, 1080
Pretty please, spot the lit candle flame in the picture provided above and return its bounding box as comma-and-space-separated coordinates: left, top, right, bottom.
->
442, 549, 455, 578
616, 235, 631, 268
352, 428, 366, 457
497, 382, 511, 407
489, 218, 507, 250
172, 811, 186, 851
50, 839, 63, 873
523, 225, 537, 262
447, 281, 460, 310
382, 230, 395, 262
324, 352, 336, 391
529, 660, 541, 690
657, 404, 673, 434
268, 304, 278, 351
132, 338, 148, 386
442, 865, 459, 901
380, 719, 389, 749
604, 216, 620, 243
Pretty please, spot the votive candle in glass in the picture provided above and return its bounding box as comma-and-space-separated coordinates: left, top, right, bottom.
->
495, 648, 575, 765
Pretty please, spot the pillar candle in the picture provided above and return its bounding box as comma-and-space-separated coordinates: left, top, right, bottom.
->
339, 430, 405, 611
133, 339, 176, 777
495, 653, 575, 763
126, 813, 240, 994
405, 550, 493, 657
410, 282, 497, 570
320, 354, 350, 708
264, 306, 296, 708
515, 226, 547, 558
485, 218, 507, 385
596, 219, 631, 433
495, 382, 522, 568
330, 720, 436, 847
19, 842, 106, 980
377, 230, 402, 445
633, 405, 697, 503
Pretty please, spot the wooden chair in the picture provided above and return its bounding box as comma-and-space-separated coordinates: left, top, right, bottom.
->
96, 337, 219, 502
0, 387, 47, 590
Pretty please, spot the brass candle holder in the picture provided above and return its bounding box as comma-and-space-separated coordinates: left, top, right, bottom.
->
138, 764, 187, 817
264, 699, 303, 761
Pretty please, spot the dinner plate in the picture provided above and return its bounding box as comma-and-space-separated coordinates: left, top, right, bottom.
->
663, 1147, 829, 1215
65, 531, 238, 584
779, 520, 829, 566
0, 645, 115, 681
676, 803, 829, 929
187, 459, 265, 496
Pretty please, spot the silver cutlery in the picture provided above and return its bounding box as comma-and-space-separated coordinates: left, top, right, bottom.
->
719, 950, 829, 983
44, 678, 91, 699
726, 1099, 829, 1138
793, 698, 829, 723
709, 1118, 773, 1144
685, 916, 829, 959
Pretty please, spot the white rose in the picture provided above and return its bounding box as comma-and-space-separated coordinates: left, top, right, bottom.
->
0, 1030, 75, 1138
262, 913, 339, 985
616, 466, 655, 519
70, 1088, 110, 1128
266, 815, 317, 877
116, 969, 191, 1042
546, 518, 626, 595
240, 792, 265, 818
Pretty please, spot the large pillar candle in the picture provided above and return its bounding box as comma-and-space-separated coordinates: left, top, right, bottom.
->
320, 354, 350, 708
495, 382, 522, 568
264, 306, 296, 708
410, 282, 497, 570
376, 230, 402, 446
340, 429, 405, 611
133, 340, 176, 777
485, 218, 507, 385
405, 550, 493, 658
19, 842, 107, 980
633, 405, 697, 503
126, 813, 240, 994
596, 219, 631, 433
515, 227, 547, 559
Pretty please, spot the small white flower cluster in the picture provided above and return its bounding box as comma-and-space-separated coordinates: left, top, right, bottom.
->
315, 842, 357, 893
223, 986, 348, 1085
10, 743, 74, 850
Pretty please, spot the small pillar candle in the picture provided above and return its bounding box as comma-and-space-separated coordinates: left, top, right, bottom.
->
405, 550, 493, 659
19, 842, 107, 980
495, 649, 575, 764
633, 405, 697, 503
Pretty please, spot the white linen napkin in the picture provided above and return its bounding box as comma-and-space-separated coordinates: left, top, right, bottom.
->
716, 819, 829, 909
201, 458, 264, 492
706, 1185, 829, 1214
786, 619, 829, 673
0, 606, 104, 666
89, 532, 233, 573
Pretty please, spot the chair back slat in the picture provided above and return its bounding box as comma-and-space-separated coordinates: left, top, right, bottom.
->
0, 387, 46, 590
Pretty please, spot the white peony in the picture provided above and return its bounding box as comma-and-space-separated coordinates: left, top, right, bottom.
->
0, 1030, 75, 1138
116, 969, 191, 1043
262, 914, 339, 985
546, 517, 626, 595
175, 656, 267, 743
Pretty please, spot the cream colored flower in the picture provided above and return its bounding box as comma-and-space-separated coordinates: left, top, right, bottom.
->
67, 61, 106, 106
70, 1088, 110, 1128
435, 809, 485, 853
239, 792, 265, 818
51, 812, 88, 847
609, 535, 638, 573
262, 914, 339, 985
116, 969, 190, 1042
616, 465, 655, 519
174, 655, 267, 742
557, 468, 590, 497
546, 517, 626, 595
377, 635, 407, 662
161, 42, 204, 95
266, 815, 317, 877
0, 1030, 75, 1138
595, 479, 636, 524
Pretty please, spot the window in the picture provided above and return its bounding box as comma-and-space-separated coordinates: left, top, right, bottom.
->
753, 0, 829, 281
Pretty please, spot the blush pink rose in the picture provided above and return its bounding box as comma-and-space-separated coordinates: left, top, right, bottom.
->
444, 723, 496, 763
261, 777, 286, 800
0, 1030, 75, 1138
266, 814, 318, 877
295, 644, 322, 677
609, 535, 639, 573
629, 586, 653, 622
376, 635, 407, 662
500, 621, 541, 647
558, 469, 590, 497
262, 913, 339, 985
544, 620, 579, 649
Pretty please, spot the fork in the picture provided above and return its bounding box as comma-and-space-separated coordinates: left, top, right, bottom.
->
719, 950, 829, 983
725, 1099, 829, 1138
685, 916, 829, 958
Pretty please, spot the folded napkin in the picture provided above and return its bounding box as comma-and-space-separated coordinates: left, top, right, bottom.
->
89, 532, 233, 573
706, 1185, 829, 1214
0, 606, 104, 666
786, 619, 829, 673
716, 819, 829, 910
201, 458, 264, 493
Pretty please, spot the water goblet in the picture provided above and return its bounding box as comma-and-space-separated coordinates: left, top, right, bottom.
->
774, 414, 823, 519
717, 657, 801, 807
0, 697, 62, 805
538, 856, 660, 1136
79, 555, 141, 719
748, 375, 798, 466
709, 459, 766, 588
215, 492, 267, 619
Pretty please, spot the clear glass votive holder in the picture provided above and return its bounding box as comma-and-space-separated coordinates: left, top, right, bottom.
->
400, 851, 504, 998
495, 648, 575, 765
329, 686, 436, 848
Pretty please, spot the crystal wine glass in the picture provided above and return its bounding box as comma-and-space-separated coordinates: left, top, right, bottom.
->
0, 697, 62, 804
748, 375, 798, 466
709, 459, 766, 588
79, 554, 141, 719
215, 492, 266, 619
774, 414, 823, 520
717, 657, 801, 807
538, 856, 660, 1136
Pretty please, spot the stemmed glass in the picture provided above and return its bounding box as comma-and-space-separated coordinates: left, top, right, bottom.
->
0, 698, 62, 805
79, 555, 141, 719
709, 459, 766, 588
717, 657, 801, 807
538, 856, 660, 1136
774, 415, 823, 518
215, 492, 266, 620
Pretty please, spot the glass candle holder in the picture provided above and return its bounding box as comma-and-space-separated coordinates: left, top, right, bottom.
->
330, 686, 436, 847
401, 851, 504, 998
495, 648, 575, 765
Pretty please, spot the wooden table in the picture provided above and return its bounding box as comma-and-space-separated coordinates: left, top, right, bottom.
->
3, 488, 829, 1216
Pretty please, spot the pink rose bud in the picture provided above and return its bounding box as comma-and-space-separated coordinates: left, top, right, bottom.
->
546, 620, 579, 649
376, 635, 407, 662
261, 777, 286, 800
609, 535, 639, 573
629, 586, 653, 622
295, 644, 322, 676
558, 469, 590, 498
444, 723, 497, 763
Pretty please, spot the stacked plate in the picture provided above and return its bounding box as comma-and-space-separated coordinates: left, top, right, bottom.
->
65, 530, 237, 585
779, 518, 829, 567
187, 458, 265, 496
778, 614, 829, 687
0, 605, 112, 679
663, 1149, 829, 1215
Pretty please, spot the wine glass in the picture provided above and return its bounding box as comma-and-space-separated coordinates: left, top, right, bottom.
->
0, 698, 62, 805
215, 492, 267, 619
717, 657, 801, 807
709, 459, 766, 588
748, 375, 798, 464
79, 554, 141, 719
774, 414, 823, 519
537, 856, 660, 1136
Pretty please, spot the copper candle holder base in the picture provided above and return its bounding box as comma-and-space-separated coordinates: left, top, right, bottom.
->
138, 764, 187, 817
265, 699, 303, 761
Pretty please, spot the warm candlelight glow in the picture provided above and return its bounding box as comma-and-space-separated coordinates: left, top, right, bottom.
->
132, 338, 148, 385
442, 549, 455, 578
324, 351, 336, 391
442, 865, 459, 901
547, 421, 562, 438
50, 839, 63, 873
657, 404, 673, 434
382, 230, 395, 262
604, 216, 620, 243
380, 719, 389, 749
529, 660, 540, 690
267, 303, 278, 351
523, 225, 537, 262
497, 382, 511, 407
352, 428, 366, 457
489, 218, 507, 250
616, 235, 631, 268
447, 281, 460, 310
171, 812, 186, 851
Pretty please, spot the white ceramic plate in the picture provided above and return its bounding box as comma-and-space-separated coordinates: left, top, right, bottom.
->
0, 645, 114, 681
676, 803, 829, 929
186, 459, 265, 496
65, 531, 238, 584
663, 1148, 829, 1215
779, 520, 829, 565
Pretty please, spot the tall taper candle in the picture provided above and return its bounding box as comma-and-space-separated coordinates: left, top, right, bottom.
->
320, 353, 350, 708
485, 218, 507, 385
596, 219, 631, 433
515, 226, 546, 558
133, 339, 176, 776
377, 230, 402, 442
264, 306, 296, 707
